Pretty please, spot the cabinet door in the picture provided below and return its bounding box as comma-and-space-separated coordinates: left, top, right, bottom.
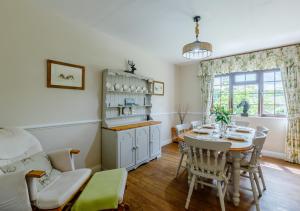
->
135, 126, 150, 164
150, 124, 161, 157
118, 129, 135, 169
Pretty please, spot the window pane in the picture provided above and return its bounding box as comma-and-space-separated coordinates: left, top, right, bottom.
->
246, 73, 256, 81
275, 105, 286, 115
275, 94, 285, 104
233, 95, 247, 105
275, 82, 283, 91
246, 94, 259, 104
263, 93, 274, 104
233, 85, 245, 94
235, 74, 245, 82
214, 77, 221, 86
264, 72, 275, 81
263, 104, 274, 115
248, 104, 258, 116
263, 82, 274, 94
275, 71, 282, 81
221, 76, 229, 85
245, 84, 258, 94
221, 85, 229, 93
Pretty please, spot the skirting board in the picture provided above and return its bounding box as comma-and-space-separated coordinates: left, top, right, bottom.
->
161, 138, 172, 146
262, 150, 285, 160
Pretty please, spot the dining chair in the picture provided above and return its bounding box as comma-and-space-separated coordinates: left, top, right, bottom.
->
190, 120, 202, 129
239, 132, 267, 211
255, 126, 269, 191
175, 124, 190, 177
184, 136, 232, 211
234, 121, 250, 127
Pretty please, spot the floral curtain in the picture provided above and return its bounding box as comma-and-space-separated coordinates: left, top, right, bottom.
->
198, 44, 300, 163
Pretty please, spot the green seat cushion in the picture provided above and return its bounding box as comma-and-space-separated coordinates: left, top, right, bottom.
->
72, 168, 127, 211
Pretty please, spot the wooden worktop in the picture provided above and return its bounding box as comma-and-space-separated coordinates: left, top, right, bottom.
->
103, 121, 161, 131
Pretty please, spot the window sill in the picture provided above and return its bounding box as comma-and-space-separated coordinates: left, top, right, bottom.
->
232, 115, 287, 120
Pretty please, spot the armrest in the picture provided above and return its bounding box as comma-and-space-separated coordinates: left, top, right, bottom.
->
70, 149, 80, 154
48, 148, 77, 172
26, 170, 46, 178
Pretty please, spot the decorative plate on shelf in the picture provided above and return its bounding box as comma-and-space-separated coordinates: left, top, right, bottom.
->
123, 84, 130, 92
114, 83, 122, 91
130, 85, 135, 92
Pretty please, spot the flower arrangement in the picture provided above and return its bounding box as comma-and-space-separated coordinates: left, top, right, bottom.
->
211, 105, 232, 125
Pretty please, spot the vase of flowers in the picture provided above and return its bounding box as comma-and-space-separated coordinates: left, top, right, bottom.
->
211, 106, 232, 138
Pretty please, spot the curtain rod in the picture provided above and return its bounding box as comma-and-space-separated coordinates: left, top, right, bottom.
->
201, 42, 300, 62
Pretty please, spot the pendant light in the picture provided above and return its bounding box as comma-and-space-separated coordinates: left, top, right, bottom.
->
182, 16, 212, 60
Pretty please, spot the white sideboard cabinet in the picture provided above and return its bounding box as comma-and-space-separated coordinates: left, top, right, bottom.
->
101, 122, 161, 171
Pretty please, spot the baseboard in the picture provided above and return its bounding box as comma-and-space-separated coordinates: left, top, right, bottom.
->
161, 138, 172, 146
90, 164, 102, 173
262, 150, 285, 160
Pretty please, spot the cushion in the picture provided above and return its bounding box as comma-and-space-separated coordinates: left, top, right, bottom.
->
71, 168, 127, 211
0, 152, 61, 192
36, 168, 92, 209
0, 170, 31, 211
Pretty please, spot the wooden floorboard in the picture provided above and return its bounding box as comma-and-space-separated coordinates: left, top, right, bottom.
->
124, 143, 300, 211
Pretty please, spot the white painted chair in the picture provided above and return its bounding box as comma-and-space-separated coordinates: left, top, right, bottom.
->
234, 121, 250, 127
184, 136, 232, 211
255, 126, 269, 191
190, 120, 202, 129
175, 124, 190, 177
239, 132, 267, 211
0, 128, 92, 211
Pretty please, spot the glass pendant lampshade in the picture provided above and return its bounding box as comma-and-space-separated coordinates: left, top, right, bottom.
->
182, 16, 212, 60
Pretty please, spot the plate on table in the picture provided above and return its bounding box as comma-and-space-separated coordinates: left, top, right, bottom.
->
201, 124, 215, 129
192, 128, 212, 134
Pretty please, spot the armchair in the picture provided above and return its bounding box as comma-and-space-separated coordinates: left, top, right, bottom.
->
0, 128, 92, 211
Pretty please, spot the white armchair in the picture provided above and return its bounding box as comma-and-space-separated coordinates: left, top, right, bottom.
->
0, 128, 92, 211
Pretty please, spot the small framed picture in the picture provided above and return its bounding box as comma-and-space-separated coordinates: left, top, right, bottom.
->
152, 81, 164, 96
47, 59, 85, 90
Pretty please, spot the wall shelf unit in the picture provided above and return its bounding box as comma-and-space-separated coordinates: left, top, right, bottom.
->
102, 69, 154, 128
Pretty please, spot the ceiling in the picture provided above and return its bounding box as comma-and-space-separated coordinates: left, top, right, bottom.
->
36, 0, 300, 64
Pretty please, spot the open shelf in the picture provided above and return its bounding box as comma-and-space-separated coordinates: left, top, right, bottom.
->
106, 114, 149, 119
107, 90, 152, 95
106, 105, 152, 109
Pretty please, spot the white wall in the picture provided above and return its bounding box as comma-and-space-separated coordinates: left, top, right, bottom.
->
0, 0, 177, 170
175, 63, 287, 159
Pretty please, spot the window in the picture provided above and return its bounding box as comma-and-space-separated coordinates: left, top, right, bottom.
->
212, 69, 286, 117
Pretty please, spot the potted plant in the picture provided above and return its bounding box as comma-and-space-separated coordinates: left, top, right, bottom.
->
211, 105, 232, 137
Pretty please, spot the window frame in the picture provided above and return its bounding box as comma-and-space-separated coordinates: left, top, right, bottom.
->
212, 69, 286, 118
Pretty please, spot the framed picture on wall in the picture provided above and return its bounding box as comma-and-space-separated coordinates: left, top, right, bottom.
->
47, 59, 85, 90
152, 81, 164, 96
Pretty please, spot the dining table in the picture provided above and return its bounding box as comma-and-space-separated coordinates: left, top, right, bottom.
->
178, 125, 256, 207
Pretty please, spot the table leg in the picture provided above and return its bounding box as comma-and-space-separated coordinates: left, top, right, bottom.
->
232, 155, 241, 206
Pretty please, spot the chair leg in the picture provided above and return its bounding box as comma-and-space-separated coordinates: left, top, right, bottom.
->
185, 175, 196, 209
254, 172, 262, 197
217, 181, 226, 211
258, 165, 266, 190
249, 172, 260, 211
176, 153, 184, 177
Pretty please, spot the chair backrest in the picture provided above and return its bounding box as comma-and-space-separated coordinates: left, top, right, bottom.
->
190, 120, 202, 129
0, 128, 43, 168
185, 136, 232, 177
175, 124, 190, 135
249, 132, 267, 166
256, 126, 269, 135
234, 121, 250, 127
